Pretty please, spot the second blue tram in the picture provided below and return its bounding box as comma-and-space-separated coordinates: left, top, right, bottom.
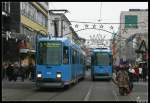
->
91, 48, 112, 80
35, 37, 85, 88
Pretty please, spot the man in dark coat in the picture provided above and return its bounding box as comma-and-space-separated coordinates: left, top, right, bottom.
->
6, 64, 14, 81
142, 63, 147, 81
13, 64, 19, 81
19, 66, 25, 82
128, 64, 134, 92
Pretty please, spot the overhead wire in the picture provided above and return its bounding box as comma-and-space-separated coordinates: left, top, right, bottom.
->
99, 2, 102, 21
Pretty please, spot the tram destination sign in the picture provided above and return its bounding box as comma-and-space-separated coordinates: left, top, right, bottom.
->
39, 42, 61, 48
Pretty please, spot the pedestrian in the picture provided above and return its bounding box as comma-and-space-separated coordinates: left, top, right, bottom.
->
142, 63, 147, 81
13, 63, 19, 81
6, 63, 14, 81
19, 66, 25, 82
115, 65, 120, 75
134, 65, 139, 82
31, 64, 36, 81
2, 63, 8, 80
128, 64, 134, 93
116, 64, 130, 96
138, 63, 143, 81
28, 63, 33, 80
25, 66, 30, 79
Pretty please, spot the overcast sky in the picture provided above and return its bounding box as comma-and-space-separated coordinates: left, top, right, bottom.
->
49, 2, 148, 45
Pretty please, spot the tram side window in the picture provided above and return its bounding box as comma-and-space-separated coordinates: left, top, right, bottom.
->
75, 50, 78, 64
72, 49, 75, 64
80, 54, 82, 64
63, 46, 69, 64
80, 54, 83, 64
72, 49, 77, 64
109, 54, 112, 65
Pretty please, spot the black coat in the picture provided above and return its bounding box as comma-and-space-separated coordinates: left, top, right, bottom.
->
6, 66, 13, 76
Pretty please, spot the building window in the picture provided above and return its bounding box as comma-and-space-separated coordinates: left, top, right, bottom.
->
125, 15, 138, 28
6, 2, 10, 13
37, 11, 47, 27
21, 2, 28, 17
2, 2, 10, 14
2, 2, 5, 11
21, 2, 47, 27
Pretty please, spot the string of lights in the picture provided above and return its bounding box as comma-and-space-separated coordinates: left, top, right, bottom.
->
47, 18, 145, 25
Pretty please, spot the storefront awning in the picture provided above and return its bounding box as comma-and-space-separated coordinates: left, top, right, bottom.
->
19, 49, 29, 53
19, 49, 36, 53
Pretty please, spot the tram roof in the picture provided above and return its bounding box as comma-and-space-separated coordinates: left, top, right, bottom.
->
38, 37, 81, 50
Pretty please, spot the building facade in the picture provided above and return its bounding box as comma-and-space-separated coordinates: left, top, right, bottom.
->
115, 9, 148, 65
48, 10, 81, 45
2, 2, 49, 66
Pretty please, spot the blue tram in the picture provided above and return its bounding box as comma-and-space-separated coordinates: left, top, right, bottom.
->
35, 36, 85, 88
91, 48, 112, 80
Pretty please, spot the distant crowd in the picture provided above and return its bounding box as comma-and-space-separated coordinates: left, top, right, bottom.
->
114, 62, 148, 82
2, 62, 35, 82
113, 62, 148, 95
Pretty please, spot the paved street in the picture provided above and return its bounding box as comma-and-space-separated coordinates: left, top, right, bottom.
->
2, 70, 148, 101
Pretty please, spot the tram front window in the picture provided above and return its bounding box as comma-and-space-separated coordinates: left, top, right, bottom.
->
38, 41, 62, 65
96, 53, 111, 66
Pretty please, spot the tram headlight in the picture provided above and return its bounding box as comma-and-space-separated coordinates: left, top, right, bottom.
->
37, 74, 42, 78
56, 73, 61, 78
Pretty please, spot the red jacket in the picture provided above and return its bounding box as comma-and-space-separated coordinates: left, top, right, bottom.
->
134, 68, 139, 76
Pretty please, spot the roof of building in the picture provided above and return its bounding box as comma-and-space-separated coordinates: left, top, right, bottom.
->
49, 10, 71, 25
129, 9, 148, 11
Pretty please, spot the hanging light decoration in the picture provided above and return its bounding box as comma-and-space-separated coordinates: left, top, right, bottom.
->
99, 24, 103, 28
110, 25, 113, 30
75, 24, 79, 28
85, 24, 89, 28
92, 24, 96, 29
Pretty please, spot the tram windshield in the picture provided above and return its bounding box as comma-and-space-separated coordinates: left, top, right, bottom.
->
37, 41, 62, 65
95, 52, 112, 66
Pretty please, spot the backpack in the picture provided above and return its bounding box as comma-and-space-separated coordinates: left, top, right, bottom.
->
117, 70, 127, 82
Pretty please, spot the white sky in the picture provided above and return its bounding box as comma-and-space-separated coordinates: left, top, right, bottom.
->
49, 2, 148, 46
